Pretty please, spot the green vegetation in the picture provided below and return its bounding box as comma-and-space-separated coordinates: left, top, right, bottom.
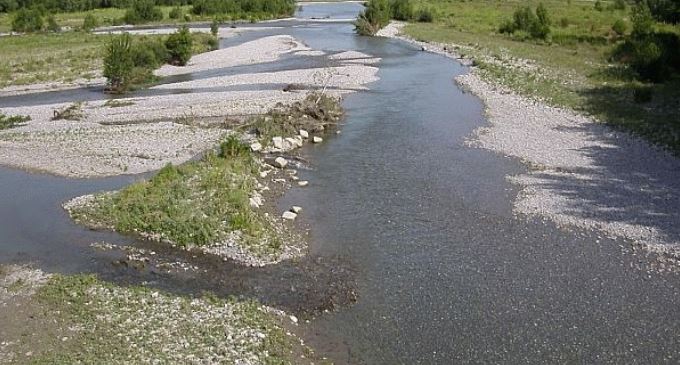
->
67, 138, 283, 257
355, 0, 390, 35
123, 0, 163, 24
498, 3, 551, 40
46, 14, 60, 32
81, 12, 98, 31
402, 0, 680, 153
11, 7, 43, 32
0, 112, 30, 129
103, 33, 134, 92
165, 24, 192, 65
28, 274, 304, 364
190, 0, 295, 18
52, 102, 85, 120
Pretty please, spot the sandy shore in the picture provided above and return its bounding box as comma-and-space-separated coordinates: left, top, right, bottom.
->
0, 33, 379, 178
380, 22, 680, 261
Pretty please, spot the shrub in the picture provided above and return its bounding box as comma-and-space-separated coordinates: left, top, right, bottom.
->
103, 33, 134, 92
355, 0, 390, 35
210, 18, 219, 36
594, 0, 604, 11
499, 4, 551, 40
390, 0, 413, 21
191, 0, 295, 17
612, 19, 627, 36
12, 8, 43, 33
612, 0, 627, 10
647, 0, 680, 24
415, 7, 433, 22
220, 135, 250, 157
559, 17, 569, 28
82, 13, 98, 32
46, 15, 60, 32
169, 6, 183, 19
124, 0, 163, 25
0, 113, 30, 130
166, 25, 193, 66
0, 0, 19, 12
632, 84, 653, 103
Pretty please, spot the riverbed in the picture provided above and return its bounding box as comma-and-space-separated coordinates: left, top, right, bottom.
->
2, 2, 680, 364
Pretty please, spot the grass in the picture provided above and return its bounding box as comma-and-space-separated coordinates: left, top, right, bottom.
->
29, 274, 303, 364
52, 102, 85, 120
68, 144, 284, 257
0, 30, 218, 89
403, 0, 680, 153
0, 112, 30, 129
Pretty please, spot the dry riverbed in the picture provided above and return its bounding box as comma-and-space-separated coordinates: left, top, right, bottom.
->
379, 22, 680, 269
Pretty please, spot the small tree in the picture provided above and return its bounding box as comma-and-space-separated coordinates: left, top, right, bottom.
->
210, 18, 219, 36
82, 13, 98, 32
166, 26, 193, 66
103, 33, 134, 92
355, 0, 390, 35
47, 15, 61, 32
169, 6, 183, 19
124, 0, 163, 25
612, 19, 628, 36
12, 8, 43, 33
390, 0, 413, 21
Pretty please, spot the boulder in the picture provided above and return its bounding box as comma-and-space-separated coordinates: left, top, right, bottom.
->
312, 136, 323, 143
282, 211, 297, 220
291, 206, 302, 214
299, 129, 309, 139
273, 157, 287, 169
272, 136, 284, 149
297, 180, 309, 187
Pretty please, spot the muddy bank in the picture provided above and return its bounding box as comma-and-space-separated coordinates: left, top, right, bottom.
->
379, 21, 680, 266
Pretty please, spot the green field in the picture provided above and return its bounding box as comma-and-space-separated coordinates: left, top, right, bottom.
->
404, 0, 680, 153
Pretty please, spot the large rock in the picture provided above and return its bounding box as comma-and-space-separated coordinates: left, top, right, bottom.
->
297, 180, 309, 187
250, 142, 262, 152
272, 136, 284, 149
282, 211, 297, 220
272, 157, 288, 169
312, 136, 323, 143
291, 206, 302, 214
299, 129, 309, 139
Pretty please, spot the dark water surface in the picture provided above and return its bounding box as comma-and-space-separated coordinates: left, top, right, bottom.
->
1, 2, 679, 364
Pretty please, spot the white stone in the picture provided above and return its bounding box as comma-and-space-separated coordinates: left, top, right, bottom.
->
291, 206, 302, 214
259, 171, 268, 178
273, 157, 287, 168
285, 137, 302, 148
312, 136, 323, 143
297, 180, 309, 187
282, 211, 297, 220
299, 129, 309, 139
250, 142, 262, 152
272, 136, 284, 149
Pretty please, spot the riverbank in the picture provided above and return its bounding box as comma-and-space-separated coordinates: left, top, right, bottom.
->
0, 264, 323, 364
379, 21, 680, 269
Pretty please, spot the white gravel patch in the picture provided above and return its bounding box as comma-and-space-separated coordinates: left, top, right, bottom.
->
156, 35, 308, 77
381, 21, 680, 259
0, 265, 50, 303
0, 121, 224, 177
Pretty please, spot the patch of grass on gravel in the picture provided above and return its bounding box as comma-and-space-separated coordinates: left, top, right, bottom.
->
32, 274, 300, 364
67, 139, 282, 257
404, 0, 680, 153
0, 112, 30, 129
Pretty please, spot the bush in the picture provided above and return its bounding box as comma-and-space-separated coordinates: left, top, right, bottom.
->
647, 0, 680, 24
210, 18, 219, 36
594, 0, 604, 11
355, 0, 390, 35
103, 33, 134, 92
415, 7, 433, 22
166, 25, 193, 66
612, 19, 627, 36
12, 8, 43, 33
612, 0, 627, 10
559, 17, 569, 28
499, 3, 551, 40
0, 0, 19, 12
191, 0, 295, 17
390, 0, 413, 21
0, 113, 30, 130
82, 13, 98, 31
124, 0, 163, 25
220, 135, 250, 157
169, 6, 183, 19
46, 15, 60, 32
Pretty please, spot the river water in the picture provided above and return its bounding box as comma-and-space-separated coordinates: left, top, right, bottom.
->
1, 2, 680, 364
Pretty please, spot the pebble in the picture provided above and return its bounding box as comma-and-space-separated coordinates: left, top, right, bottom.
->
282, 211, 297, 220
312, 136, 323, 143
297, 180, 309, 187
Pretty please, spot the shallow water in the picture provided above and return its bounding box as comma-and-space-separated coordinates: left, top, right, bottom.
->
1, 2, 680, 364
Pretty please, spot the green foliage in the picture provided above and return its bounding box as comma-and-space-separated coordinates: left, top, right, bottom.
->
103, 33, 134, 92
647, 0, 680, 23
168, 6, 182, 19
46, 15, 60, 32
131, 36, 169, 68
612, 18, 627, 36
82, 13, 98, 31
191, 0, 295, 18
220, 135, 250, 157
210, 18, 219, 36
12, 8, 43, 32
165, 25, 192, 65
612, 0, 627, 11
355, 0, 390, 35
415, 6, 433, 22
594, 0, 604, 12
390, 0, 413, 21
123, 0, 163, 25
0, 113, 30, 129
613, 2, 680, 82
499, 4, 551, 40
0, 0, 19, 12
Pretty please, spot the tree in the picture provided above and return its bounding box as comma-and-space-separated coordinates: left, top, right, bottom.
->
12, 8, 43, 32
103, 33, 134, 92
165, 25, 193, 66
